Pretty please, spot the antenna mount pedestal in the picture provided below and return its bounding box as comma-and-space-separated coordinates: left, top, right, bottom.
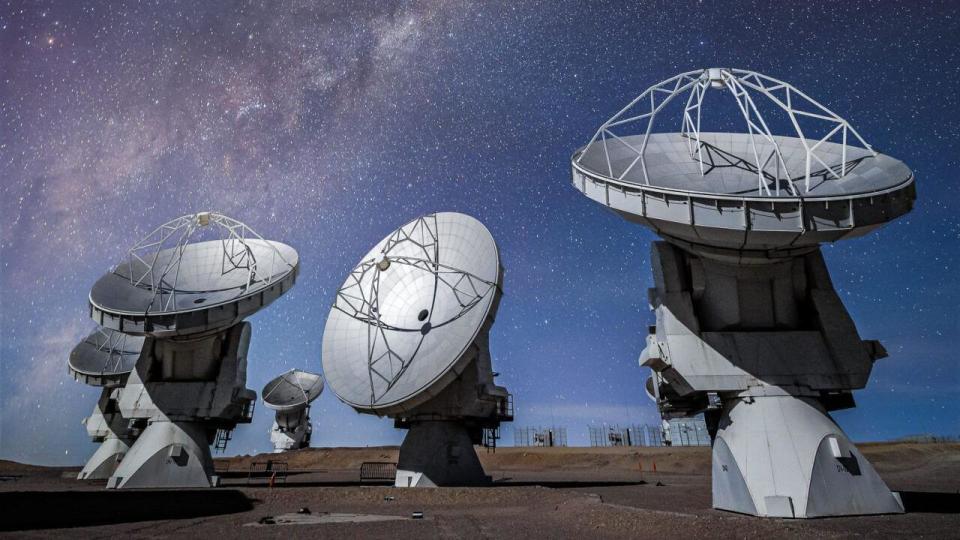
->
107, 420, 214, 489
395, 421, 489, 487
643, 240, 902, 517
713, 391, 903, 517
391, 327, 512, 487
107, 322, 256, 489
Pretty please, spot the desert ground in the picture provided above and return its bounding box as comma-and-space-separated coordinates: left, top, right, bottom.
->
1, 442, 958, 538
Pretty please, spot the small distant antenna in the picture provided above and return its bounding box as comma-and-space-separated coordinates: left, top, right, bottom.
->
262, 369, 324, 453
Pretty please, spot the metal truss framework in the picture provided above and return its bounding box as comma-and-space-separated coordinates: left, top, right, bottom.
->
695, 139, 870, 195
333, 214, 498, 405
124, 212, 295, 313
577, 68, 877, 196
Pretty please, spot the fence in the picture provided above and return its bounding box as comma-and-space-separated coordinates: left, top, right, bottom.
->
667, 417, 711, 447
514, 426, 568, 447
588, 416, 710, 447
588, 424, 650, 447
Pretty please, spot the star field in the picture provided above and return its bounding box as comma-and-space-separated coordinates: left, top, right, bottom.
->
1, 0, 958, 465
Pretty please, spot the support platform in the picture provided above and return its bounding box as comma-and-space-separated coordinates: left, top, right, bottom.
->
712, 391, 903, 518
107, 421, 214, 489
395, 421, 490, 487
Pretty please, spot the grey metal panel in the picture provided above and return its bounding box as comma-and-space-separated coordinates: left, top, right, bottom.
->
645, 193, 690, 224
804, 435, 906, 517
691, 199, 744, 229
712, 436, 758, 515
584, 178, 607, 204
606, 186, 640, 216
747, 202, 802, 232
805, 200, 853, 231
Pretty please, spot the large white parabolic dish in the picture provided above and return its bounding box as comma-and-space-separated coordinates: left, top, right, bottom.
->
322, 212, 501, 415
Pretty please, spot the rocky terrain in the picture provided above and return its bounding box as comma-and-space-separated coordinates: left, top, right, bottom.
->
1, 442, 957, 538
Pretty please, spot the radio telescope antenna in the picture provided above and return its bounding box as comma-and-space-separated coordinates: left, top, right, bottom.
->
82, 211, 299, 489
262, 369, 324, 452
571, 68, 914, 518
323, 212, 513, 487
69, 327, 144, 481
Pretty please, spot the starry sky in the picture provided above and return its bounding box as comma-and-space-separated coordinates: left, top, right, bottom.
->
1, 1, 958, 466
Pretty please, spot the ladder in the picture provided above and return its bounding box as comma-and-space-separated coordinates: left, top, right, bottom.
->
214, 428, 233, 453
482, 426, 500, 453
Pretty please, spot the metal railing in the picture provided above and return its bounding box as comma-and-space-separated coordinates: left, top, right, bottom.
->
359, 462, 397, 483
247, 460, 288, 485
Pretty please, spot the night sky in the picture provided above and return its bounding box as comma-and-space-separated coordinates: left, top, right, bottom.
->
1, 1, 958, 466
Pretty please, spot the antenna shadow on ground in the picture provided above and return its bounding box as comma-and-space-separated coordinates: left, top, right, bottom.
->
0, 490, 254, 531
897, 491, 960, 514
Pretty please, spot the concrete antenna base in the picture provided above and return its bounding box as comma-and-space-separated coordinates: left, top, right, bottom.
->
395, 421, 490, 487
107, 421, 214, 489
78, 436, 131, 480
712, 392, 904, 518
78, 391, 136, 480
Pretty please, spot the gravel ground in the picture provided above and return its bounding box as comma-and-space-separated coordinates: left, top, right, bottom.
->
1, 443, 957, 539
